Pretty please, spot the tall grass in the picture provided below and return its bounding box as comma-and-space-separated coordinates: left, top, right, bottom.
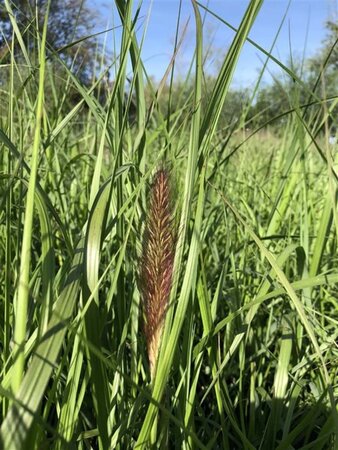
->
0, 0, 337, 449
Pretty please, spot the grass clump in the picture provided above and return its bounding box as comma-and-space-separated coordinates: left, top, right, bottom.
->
0, 0, 337, 449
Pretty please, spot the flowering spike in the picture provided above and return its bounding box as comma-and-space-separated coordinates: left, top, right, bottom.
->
140, 169, 176, 379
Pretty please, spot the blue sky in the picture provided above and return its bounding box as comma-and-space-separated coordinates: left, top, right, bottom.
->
98, 0, 337, 87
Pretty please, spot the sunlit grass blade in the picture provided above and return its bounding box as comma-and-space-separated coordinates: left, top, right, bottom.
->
10, 0, 50, 394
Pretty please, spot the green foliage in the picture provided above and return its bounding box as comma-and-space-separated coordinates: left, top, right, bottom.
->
0, 0, 338, 449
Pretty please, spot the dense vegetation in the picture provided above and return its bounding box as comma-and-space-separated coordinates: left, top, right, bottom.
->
0, 1, 337, 449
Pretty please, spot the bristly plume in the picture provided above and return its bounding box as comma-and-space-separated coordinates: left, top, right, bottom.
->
139, 168, 176, 380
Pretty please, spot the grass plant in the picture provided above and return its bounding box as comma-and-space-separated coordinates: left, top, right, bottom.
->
0, 0, 337, 449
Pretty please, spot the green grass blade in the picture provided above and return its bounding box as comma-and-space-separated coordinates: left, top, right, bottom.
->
11, 0, 50, 394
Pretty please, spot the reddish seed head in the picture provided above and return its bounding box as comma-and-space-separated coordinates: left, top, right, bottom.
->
140, 169, 176, 379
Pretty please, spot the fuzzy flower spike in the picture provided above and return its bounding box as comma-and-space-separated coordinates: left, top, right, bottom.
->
140, 168, 176, 380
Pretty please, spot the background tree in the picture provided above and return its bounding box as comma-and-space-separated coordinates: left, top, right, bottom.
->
0, 0, 103, 85
308, 19, 338, 93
